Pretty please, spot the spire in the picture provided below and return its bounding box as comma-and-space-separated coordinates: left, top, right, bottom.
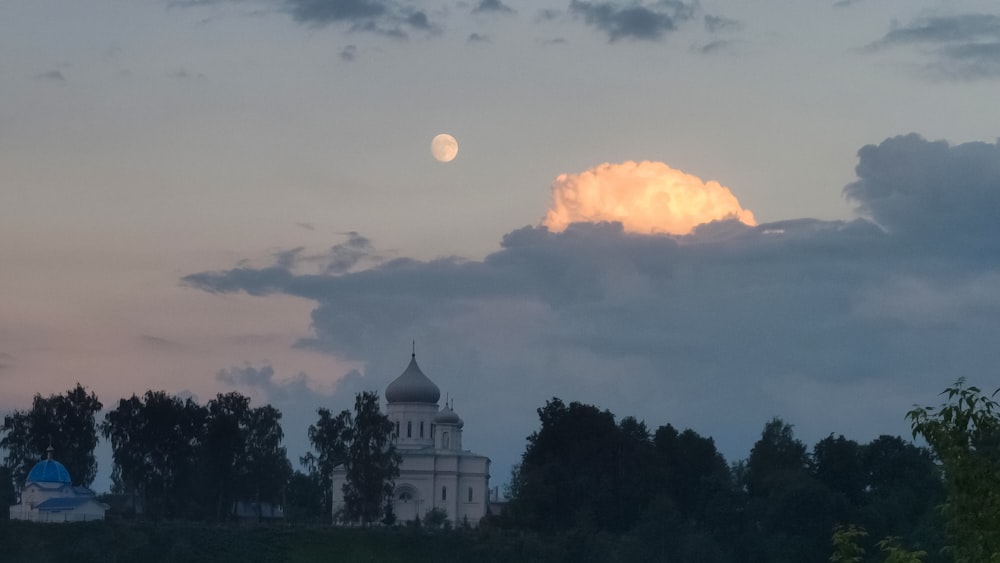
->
46, 444, 54, 461
412, 339, 416, 359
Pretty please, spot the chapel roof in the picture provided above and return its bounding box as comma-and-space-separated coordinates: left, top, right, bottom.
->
385, 353, 441, 404
27, 459, 72, 485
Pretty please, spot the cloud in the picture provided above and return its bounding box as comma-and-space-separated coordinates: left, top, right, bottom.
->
868, 14, 1000, 79
171, 0, 436, 38
473, 0, 514, 15
695, 39, 736, 55
704, 14, 739, 33
468, 33, 490, 43
283, 0, 438, 37
186, 132, 1000, 479
543, 161, 756, 235
844, 134, 1000, 240
568, 0, 697, 41
34, 70, 66, 82
339, 44, 358, 61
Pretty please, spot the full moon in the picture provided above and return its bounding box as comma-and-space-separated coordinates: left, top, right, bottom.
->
431, 133, 458, 162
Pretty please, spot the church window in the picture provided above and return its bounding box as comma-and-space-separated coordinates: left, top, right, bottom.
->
468, 487, 473, 502
395, 421, 399, 437
442, 486, 447, 501
420, 421, 424, 437
407, 421, 412, 438
443, 431, 450, 449
431, 423, 435, 437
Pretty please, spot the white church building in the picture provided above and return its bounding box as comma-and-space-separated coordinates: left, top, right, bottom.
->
331, 352, 491, 526
8, 446, 107, 523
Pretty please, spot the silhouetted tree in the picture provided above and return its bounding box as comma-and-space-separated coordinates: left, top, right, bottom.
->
812, 434, 866, 505
0, 383, 102, 486
242, 404, 292, 519
340, 391, 399, 526
101, 390, 206, 518
302, 407, 352, 515
508, 398, 657, 533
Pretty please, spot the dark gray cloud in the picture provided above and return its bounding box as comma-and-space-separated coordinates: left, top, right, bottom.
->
34, 70, 66, 82
284, 0, 438, 37
869, 14, 1000, 79
473, 0, 514, 15
339, 44, 358, 61
468, 33, 490, 43
704, 14, 739, 33
568, 0, 697, 41
844, 134, 1000, 241
187, 132, 1000, 479
695, 39, 735, 54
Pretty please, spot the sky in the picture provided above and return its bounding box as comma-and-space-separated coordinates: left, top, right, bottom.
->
3, 0, 1000, 493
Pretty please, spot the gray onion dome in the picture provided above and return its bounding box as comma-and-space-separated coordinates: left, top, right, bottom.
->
385, 354, 441, 404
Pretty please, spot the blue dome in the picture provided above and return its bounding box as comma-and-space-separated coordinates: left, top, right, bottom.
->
27, 459, 72, 484
386, 354, 440, 404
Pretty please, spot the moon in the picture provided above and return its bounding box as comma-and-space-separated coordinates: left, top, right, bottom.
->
431, 133, 459, 163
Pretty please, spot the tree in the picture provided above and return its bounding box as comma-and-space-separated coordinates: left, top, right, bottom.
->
860, 435, 943, 546
302, 407, 352, 515
745, 417, 810, 498
0, 466, 14, 522
812, 434, 866, 506
0, 383, 102, 486
101, 391, 206, 518
907, 378, 1000, 562
653, 423, 732, 520
340, 391, 399, 526
507, 398, 657, 533
242, 404, 292, 519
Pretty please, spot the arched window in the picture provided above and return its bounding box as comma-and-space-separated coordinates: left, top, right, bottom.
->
431, 423, 435, 438
468, 487, 473, 502
395, 421, 400, 437
420, 421, 424, 438
443, 431, 450, 449
407, 421, 412, 438
442, 486, 447, 501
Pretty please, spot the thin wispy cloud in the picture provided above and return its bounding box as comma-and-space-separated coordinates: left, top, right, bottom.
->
868, 14, 1000, 79
568, 0, 698, 41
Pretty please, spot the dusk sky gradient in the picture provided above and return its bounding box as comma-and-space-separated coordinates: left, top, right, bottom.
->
3, 0, 1000, 492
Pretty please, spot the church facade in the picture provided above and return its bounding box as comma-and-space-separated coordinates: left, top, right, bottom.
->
331, 353, 491, 526
8, 446, 107, 523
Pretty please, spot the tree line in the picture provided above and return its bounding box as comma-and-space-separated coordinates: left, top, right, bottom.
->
4, 380, 1000, 561
499, 397, 944, 562
0, 384, 397, 523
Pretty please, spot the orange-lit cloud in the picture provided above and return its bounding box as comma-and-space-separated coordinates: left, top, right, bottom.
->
543, 161, 756, 235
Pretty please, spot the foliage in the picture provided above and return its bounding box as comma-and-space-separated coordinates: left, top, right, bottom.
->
302, 406, 352, 515
101, 391, 205, 518
507, 398, 658, 533
830, 524, 868, 563
340, 391, 400, 526
284, 470, 326, 523
201, 392, 292, 521
0, 383, 102, 486
830, 525, 926, 563
0, 466, 14, 521
908, 378, 1000, 562
101, 390, 291, 521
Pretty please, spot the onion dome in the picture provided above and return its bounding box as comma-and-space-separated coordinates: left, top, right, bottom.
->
434, 404, 465, 428
386, 353, 441, 404
27, 447, 71, 484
